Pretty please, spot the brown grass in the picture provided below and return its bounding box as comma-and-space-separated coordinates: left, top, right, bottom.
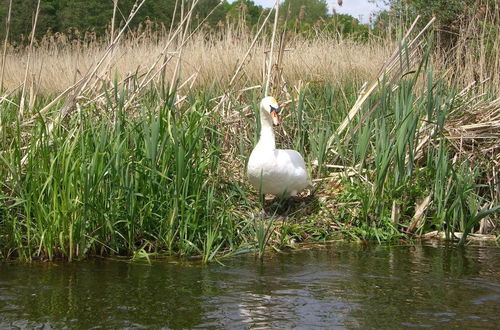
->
0, 29, 392, 95
0, 0, 497, 103
1, 19, 496, 102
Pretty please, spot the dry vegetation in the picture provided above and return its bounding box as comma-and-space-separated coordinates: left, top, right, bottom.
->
1, 29, 393, 94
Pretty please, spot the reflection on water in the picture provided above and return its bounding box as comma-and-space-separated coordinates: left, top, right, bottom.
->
1, 244, 499, 328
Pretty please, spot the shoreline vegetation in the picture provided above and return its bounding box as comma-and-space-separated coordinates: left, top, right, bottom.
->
0, 0, 498, 262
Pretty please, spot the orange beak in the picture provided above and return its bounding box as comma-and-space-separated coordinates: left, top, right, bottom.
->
270, 109, 280, 126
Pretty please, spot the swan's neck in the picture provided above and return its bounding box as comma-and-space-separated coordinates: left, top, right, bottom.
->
256, 113, 275, 151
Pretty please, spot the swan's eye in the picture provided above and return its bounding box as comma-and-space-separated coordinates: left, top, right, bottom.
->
270, 105, 280, 113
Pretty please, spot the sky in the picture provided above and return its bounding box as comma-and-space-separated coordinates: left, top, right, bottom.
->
232, 0, 389, 24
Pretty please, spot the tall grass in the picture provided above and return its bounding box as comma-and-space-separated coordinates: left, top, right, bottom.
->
0, 27, 391, 94
327, 41, 498, 243
0, 88, 254, 260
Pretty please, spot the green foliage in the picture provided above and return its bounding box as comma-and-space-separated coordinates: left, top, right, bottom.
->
193, 0, 230, 27
319, 35, 498, 241
328, 14, 370, 39
388, 0, 475, 27
280, 0, 328, 25
226, 0, 265, 27
0, 0, 206, 43
0, 88, 252, 261
380, 0, 494, 47
0, 74, 496, 261
0, 0, 376, 44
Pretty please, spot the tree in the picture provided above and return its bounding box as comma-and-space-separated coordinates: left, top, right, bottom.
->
0, 0, 186, 43
280, 0, 328, 25
330, 13, 369, 39
226, 0, 265, 27
57, 1, 114, 36
192, 0, 230, 27
377, 0, 485, 47
0, 0, 36, 43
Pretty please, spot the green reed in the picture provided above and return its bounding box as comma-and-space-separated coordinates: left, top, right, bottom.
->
0, 69, 497, 261
0, 88, 254, 261
326, 50, 499, 239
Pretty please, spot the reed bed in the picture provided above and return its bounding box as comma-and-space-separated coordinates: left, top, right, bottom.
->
0, 1, 498, 261
1, 30, 391, 94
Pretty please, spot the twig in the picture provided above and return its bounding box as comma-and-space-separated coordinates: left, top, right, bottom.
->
228, 7, 274, 87
20, 1, 147, 166
327, 16, 436, 152
19, 0, 41, 118
169, 0, 195, 95
162, 0, 180, 82
57, 0, 147, 120
265, 0, 280, 96
123, 0, 224, 110
110, 0, 118, 43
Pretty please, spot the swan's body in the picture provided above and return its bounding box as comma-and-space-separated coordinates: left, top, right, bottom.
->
247, 97, 311, 197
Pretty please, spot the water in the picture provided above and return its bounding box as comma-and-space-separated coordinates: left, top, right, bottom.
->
1, 244, 499, 329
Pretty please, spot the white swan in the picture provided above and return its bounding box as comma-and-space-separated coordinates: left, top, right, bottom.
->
247, 96, 312, 197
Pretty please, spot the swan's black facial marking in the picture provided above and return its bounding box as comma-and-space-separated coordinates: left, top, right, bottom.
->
270, 105, 280, 114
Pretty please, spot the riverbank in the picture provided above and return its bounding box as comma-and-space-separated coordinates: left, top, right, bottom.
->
0, 76, 497, 261
0, 15, 498, 262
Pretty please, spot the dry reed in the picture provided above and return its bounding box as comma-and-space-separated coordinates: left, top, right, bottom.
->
0, 0, 13, 92
0, 29, 391, 95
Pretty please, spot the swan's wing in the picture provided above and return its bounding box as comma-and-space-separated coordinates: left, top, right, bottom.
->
248, 147, 311, 196
275, 149, 310, 186
275, 149, 306, 172
283, 149, 306, 168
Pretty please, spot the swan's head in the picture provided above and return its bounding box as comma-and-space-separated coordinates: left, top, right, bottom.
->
260, 96, 280, 126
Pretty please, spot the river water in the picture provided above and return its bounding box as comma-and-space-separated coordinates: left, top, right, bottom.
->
1, 243, 499, 328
